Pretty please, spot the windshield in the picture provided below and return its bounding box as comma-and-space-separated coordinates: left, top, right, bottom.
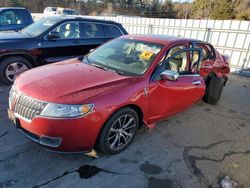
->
21, 17, 60, 37
86, 39, 163, 76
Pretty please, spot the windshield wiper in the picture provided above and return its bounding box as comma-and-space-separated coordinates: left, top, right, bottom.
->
91, 63, 109, 71
89, 62, 134, 76
113, 70, 129, 76
91, 63, 126, 75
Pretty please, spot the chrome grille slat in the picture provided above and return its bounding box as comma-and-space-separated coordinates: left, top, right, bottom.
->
23, 106, 28, 118
20, 104, 25, 117
14, 97, 21, 112
31, 110, 36, 120
12, 95, 47, 121
18, 104, 22, 114
27, 108, 33, 120
23, 106, 27, 116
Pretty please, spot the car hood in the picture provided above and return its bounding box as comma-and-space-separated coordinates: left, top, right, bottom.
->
15, 58, 134, 104
0, 30, 30, 40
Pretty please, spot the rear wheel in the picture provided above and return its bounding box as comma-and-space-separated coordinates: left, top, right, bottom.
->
204, 76, 225, 105
98, 107, 139, 155
0, 56, 32, 85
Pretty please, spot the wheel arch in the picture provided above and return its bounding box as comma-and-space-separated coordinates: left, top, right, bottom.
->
106, 103, 144, 129
125, 104, 144, 128
204, 71, 227, 87
0, 53, 38, 67
94, 103, 144, 148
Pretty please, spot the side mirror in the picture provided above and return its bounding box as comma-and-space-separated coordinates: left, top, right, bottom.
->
48, 31, 60, 40
160, 70, 179, 81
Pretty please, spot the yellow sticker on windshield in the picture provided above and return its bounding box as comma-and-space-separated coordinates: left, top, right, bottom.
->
140, 51, 154, 60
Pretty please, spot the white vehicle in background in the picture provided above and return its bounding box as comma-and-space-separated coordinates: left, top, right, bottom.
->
43, 7, 57, 16
43, 7, 78, 17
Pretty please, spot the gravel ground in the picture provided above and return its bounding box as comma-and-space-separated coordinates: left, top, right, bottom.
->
0, 74, 249, 188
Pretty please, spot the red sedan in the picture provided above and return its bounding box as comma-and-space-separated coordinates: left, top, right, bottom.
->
8, 35, 230, 154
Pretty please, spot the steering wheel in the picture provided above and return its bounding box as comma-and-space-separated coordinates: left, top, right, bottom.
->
125, 54, 139, 64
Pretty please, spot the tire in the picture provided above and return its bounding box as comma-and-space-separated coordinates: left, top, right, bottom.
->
97, 107, 139, 155
204, 76, 225, 105
0, 56, 32, 85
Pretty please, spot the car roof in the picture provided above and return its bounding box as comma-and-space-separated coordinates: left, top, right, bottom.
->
45, 15, 122, 25
121, 34, 201, 46
0, 7, 28, 11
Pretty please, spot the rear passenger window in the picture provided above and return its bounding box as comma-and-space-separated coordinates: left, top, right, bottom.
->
190, 50, 200, 73
193, 43, 215, 61
83, 23, 105, 38
103, 25, 122, 37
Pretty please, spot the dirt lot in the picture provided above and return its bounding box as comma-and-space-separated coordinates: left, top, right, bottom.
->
0, 75, 249, 188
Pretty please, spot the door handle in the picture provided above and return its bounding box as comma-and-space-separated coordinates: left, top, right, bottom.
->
192, 80, 202, 85
74, 41, 81, 44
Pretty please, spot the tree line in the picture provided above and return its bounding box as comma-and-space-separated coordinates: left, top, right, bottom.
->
1, 0, 249, 20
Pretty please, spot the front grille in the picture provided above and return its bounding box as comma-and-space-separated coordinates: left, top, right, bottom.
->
14, 95, 47, 121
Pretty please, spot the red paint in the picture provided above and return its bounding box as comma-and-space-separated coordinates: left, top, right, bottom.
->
200, 50, 230, 78
11, 35, 230, 152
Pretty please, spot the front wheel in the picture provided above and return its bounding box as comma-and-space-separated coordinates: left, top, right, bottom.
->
97, 107, 139, 155
0, 56, 32, 85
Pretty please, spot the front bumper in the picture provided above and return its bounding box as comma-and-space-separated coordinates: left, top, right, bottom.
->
8, 108, 105, 152
17, 124, 62, 148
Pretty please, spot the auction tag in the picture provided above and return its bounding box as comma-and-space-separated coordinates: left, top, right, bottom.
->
140, 51, 154, 60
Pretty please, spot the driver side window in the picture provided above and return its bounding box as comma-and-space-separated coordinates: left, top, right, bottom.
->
165, 46, 189, 74
152, 47, 201, 81
52, 22, 80, 39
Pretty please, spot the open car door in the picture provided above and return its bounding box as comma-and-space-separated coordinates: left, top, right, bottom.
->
148, 47, 206, 123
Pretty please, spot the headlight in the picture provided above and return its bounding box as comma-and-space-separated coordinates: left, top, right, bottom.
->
9, 86, 18, 110
9, 87, 14, 109
40, 103, 94, 118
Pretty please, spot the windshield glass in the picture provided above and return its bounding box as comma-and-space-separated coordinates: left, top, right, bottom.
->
21, 17, 60, 36
87, 39, 163, 76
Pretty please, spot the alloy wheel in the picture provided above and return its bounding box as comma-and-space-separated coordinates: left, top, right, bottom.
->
108, 115, 137, 151
6, 62, 29, 82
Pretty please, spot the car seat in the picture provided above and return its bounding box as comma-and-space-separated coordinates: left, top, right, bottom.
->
83, 24, 97, 38
64, 23, 79, 38
167, 47, 184, 72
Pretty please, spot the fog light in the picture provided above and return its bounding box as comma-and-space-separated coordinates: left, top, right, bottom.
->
39, 136, 62, 148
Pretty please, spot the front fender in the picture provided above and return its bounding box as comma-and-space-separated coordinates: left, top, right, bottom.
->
0, 52, 38, 66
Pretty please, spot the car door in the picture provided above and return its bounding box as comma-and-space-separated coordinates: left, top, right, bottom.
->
40, 21, 83, 63
147, 47, 206, 123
